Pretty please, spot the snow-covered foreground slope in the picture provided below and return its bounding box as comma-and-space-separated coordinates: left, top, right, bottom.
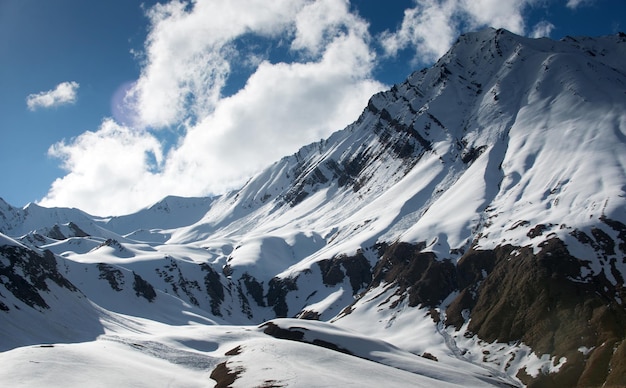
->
0, 232, 512, 386
1, 28, 626, 387
0, 313, 515, 388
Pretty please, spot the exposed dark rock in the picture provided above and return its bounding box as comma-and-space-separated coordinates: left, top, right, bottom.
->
241, 273, 265, 307
339, 252, 372, 294
455, 239, 626, 388
68, 222, 89, 237
225, 345, 242, 356
201, 263, 225, 316
572, 220, 624, 262
461, 145, 487, 164
570, 229, 595, 246
296, 310, 321, 320
97, 263, 124, 291
600, 215, 626, 253
527, 224, 548, 238
373, 116, 431, 172
282, 85, 435, 207
229, 273, 266, 319
46, 225, 66, 241
19, 233, 48, 246
132, 272, 156, 302
284, 189, 310, 207
222, 264, 233, 277
508, 220, 530, 230
236, 283, 253, 320
99, 238, 124, 250
210, 345, 246, 387
0, 245, 77, 310
339, 150, 370, 190
260, 321, 305, 341
445, 246, 504, 329
318, 251, 372, 294
258, 380, 285, 388
366, 98, 380, 115
427, 113, 445, 129
372, 242, 457, 307
210, 362, 243, 388
318, 259, 345, 287
311, 338, 353, 355
260, 321, 353, 356
339, 236, 625, 387
379, 108, 393, 122
283, 165, 331, 206
267, 277, 298, 317
591, 227, 616, 256
155, 258, 200, 306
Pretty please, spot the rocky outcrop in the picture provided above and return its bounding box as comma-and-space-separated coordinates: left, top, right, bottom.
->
267, 277, 298, 317
200, 263, 225, 316
343, 236, 626, 387
452, 239, 626, 387
372, 242, 458, 308
132, 272, 157, 302
260, 321, 354, 356
318, 251, 372, 294
0, 244, 78, 311
97, 263, 125, 291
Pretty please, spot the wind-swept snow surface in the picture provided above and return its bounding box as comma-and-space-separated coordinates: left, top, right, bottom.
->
1, 29, 626, 387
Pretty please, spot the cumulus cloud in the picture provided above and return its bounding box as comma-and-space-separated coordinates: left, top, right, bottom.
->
26, 81, 79, 111
380, 0, 540, 63
40, 119, 165, 215
380, 0, 458, 62
530, 20, 555, 38
40, 0, 384, 216
127, 0, 306, 129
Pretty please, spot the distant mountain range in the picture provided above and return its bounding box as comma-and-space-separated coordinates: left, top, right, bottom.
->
1, 28, 625, 387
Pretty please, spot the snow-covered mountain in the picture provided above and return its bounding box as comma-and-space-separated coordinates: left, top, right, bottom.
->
1, 28, 625, 387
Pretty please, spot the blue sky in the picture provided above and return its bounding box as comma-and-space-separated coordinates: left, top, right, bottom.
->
1, 0, 625, 216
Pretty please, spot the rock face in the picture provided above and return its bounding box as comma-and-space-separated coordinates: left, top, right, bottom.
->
1, 28, 625, 387
0, 243, 78, 311
458, 241, 626, 387
350, 238, 626, 387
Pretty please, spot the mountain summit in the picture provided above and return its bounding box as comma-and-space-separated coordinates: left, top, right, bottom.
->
1, 28, 625, 387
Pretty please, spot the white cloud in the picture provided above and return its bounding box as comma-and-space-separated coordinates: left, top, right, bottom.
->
127, 0, 307, 129
461, 0, 530, 32
291, 0, 359, 56
26, 81, 79, 111
40, 0, 385, 216
380, 0, 458, 63
380, 0, 540, 64
566, 0, 595, 9
40, 119, 165, 216
530, 20, 555, 38
161, 32, 382, 196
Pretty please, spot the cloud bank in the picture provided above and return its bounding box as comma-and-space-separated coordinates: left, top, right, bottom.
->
40, 0, 579, 216
26, 81, 79, 111
40, 0, 384, 215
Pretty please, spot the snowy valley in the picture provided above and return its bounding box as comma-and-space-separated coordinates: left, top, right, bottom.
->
1, 28, 626, 387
